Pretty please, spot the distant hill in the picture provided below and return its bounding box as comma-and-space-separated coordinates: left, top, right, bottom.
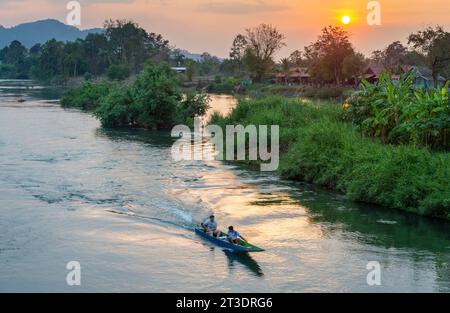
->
0, 19, 103, 48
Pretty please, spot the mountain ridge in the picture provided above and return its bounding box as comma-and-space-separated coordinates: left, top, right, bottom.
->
0, 19, 217, 62
0, 19, 103, 48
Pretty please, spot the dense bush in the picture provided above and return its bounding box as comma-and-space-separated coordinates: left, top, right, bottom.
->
60, 80, 113, 110
345, 71, 450, 150
94, 86, 133, 128
207, 77, 240, 94
212, 96, 450, 219
62, 62, 210, 130
126, 62, 181, 129
107, 64, 131, 81
178, 92, 211, 127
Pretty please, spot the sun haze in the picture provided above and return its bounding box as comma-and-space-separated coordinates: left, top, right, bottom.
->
341, 16, 351, 25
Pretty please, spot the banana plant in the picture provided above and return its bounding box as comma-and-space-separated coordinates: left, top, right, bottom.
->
345, 71, 449, 150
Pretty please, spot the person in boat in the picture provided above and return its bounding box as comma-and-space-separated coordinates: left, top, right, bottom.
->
201, 215, 221, 238
226, 226, 247, 245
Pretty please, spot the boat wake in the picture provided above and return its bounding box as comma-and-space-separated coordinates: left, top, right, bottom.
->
106, 199, 208, 233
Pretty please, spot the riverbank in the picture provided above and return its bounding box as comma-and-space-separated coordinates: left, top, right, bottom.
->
245, 84, 353, 100
203, 80, 354, 100
211, 96, 450, 220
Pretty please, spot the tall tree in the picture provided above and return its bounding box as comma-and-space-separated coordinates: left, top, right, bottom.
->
289, 50, 304, 67
279, 58, 291, 84
343, 52, 368, 87
304, 26, 354, 86
198, 52, 221, 76
63, 40, 86, 77
402, 50, 427, 68
83, 33, 109, 75
408, 26, 450, 86
370, 50, 385, 65
383, 41, 407, 73
29, 44, 42, 57
104, 19, 169, 72
229, 34, 248, 76
0, 41, 28, 65
230, 34, 248, 62
31, 39, 65, 81
185, 59, 197, 82
371, 44, 426, 69
242, 24, 286, 82
0, 40, 29, 78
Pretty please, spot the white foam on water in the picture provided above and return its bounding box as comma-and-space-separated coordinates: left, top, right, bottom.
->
147, 197, 194, 225
377, 220, 398, 225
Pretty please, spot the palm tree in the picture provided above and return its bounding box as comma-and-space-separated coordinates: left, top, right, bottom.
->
280, 58, 291, 85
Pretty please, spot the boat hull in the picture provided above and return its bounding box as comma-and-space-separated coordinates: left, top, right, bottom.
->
195, 228, 264, 253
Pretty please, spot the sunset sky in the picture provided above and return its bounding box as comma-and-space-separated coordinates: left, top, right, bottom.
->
0, 0, 449, 58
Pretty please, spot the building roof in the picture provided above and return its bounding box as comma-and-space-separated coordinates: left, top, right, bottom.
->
363, 64, 447, 82
365, 65, 385, 77
275, 67, 310, 79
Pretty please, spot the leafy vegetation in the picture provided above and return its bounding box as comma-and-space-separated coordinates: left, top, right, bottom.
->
0, 20, 170, 83
211, 96, 450, 219
62, 62, 210, 130
60, 80, 113, 110
228, 24, 286, 82
408, 26, 450, 86
123, 62, 181, 129
177, 92, 211, 127
94, 86, 134, 128
206, 77, 240, 94
106, 63, 131, 81
0, 40, 31, 79
303, 26, 356, 86
344, 71, 450, 150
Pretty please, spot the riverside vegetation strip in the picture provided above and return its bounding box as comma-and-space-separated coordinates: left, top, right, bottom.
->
211, 92, 450, 220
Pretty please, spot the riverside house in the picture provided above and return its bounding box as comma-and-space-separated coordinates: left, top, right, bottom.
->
363, 64, 447, 88
274, 67, 311, 85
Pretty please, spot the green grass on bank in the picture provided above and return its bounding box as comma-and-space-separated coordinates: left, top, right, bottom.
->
211, 96, 450, 220
244, 84, 354, 100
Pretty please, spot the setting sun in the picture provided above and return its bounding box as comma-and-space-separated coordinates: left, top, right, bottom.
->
341, 15, 351, 25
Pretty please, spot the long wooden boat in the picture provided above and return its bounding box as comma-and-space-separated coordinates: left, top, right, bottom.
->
195, 227, 265, 253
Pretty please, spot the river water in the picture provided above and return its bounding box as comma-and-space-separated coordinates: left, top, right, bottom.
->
1, 80, 450, 292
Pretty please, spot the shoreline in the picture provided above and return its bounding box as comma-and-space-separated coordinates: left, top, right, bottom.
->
211, 96, 450, 221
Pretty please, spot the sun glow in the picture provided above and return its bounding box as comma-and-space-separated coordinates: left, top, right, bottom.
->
341, 15, 351, 25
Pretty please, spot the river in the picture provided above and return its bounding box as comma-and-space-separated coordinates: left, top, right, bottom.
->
1, 80, 450, 292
